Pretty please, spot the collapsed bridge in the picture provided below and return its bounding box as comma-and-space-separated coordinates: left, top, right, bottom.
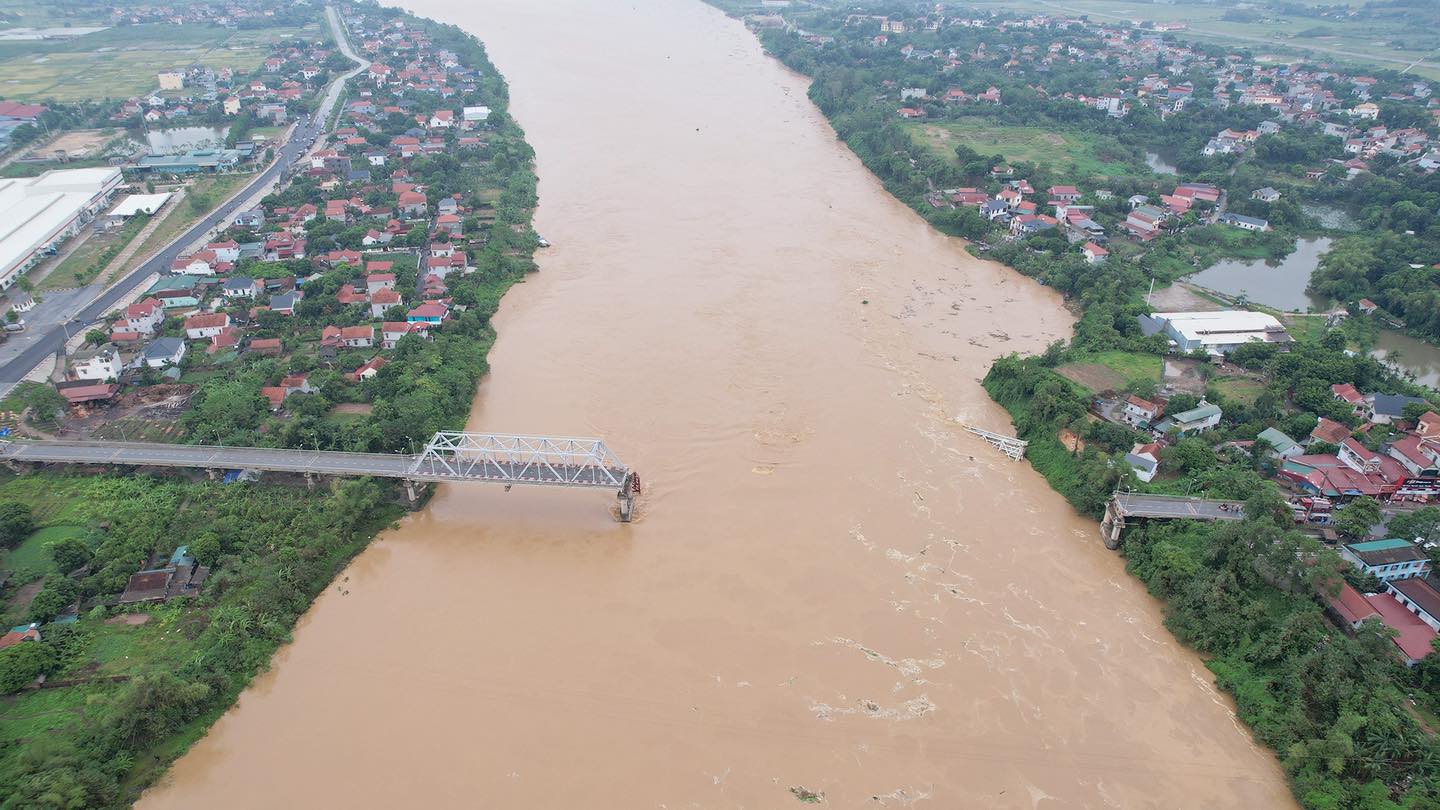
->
0, 431, 641, 521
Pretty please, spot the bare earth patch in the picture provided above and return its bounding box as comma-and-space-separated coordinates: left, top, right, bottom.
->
329, 403, 374, 415
1055, 363, 1125, 394
105, 613, 151, 626
1148, 282, 1223, 313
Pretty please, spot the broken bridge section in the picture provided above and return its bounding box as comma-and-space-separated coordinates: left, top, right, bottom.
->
1, 431, 640, 521
1100, 492, 1245, 549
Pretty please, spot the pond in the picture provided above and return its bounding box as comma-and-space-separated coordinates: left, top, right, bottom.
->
1371, 329, 1440, 390
146, 125, 229, 154
1185, 236, 1333, 312
1145, 150, 1179, 175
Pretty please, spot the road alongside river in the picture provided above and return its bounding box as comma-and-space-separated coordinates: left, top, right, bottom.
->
139, 1, 1294, 806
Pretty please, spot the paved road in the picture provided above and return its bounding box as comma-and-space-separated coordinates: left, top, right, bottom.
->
1, 439, 630, 488
1113, 492, 1246, 521
0, 5, 369, 397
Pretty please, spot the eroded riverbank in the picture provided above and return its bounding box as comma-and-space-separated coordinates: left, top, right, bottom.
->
138, 1, 1293, 806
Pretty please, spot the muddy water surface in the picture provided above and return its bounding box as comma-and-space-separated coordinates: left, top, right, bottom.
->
139, 1, 1293, 806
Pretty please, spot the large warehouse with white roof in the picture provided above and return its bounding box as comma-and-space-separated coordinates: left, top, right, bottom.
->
0, 166, 123, 289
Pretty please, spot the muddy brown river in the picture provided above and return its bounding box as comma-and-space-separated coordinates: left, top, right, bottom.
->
139, 1, 1293, 806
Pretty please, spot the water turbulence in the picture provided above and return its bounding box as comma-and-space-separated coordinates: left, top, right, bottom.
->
139, 0, 1294, 806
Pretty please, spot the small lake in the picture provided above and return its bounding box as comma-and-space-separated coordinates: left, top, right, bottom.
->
1145, 150, 1179, 175
146, 126, 229, 154
1372, 330, 1440, 390
1185, 236, 1333, 312
1301, 203, 1362, 232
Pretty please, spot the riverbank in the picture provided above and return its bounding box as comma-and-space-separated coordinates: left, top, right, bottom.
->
711, 3, 1440, 807
0, 2, 540, 805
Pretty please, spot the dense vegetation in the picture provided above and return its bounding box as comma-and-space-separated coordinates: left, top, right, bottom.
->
0, 474, 402, 807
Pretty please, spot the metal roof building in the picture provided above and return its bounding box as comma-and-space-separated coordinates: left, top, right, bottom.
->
0, 167, 123, 288
1139, 310, 1292, 354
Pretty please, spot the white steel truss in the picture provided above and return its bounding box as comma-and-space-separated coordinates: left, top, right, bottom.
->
409, 432, 630, 488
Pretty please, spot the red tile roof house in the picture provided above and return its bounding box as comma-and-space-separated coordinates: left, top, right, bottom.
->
1419, 412, 1440, 438
351, 355, 389, 381
1048, 185, 1081, 202
0, 622, 41, 651
398, 190, 428, 217
381, 321, 428, 349
249, 337, 283, 356
366, 273, 396, 295
125, 297, 165, 334
1332, 383, 1367, 416
261, 386, 288, 410
1309, 417, 1352, 446
369, 288, 403, 318
321, 325, 375, 349
1081, 242, 1108, 264
183, 312, 230, 340
207, 326, 240, 355
1358, 298, 1380, 315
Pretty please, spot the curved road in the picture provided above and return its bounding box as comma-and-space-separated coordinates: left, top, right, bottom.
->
0, 5, 369, 396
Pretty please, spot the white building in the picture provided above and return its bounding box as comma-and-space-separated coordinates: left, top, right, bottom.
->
0, 168, 123, 289
462, 105, 491, 123
70, 344, 123, 382
1139, 310, 1292, 354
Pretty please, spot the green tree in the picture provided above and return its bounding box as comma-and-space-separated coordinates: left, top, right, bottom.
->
1333, 498, 1382, 541
27, 574, 79, 623
48, 536, 91, 573
1391, 507, 1440, 544
0, 641, 56, 694
0, 502, 35, 548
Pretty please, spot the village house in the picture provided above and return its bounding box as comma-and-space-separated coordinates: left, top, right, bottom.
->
1125, 442, 1163, 483
141, 337, 186, 368
1152, 401, 1222, 438
124, 298, 165, 334
321, 325, 376, 349
1341, 539, 1431, 583
221, 276, 260, 299
352, 355, 389, 381
1121, 394, 1161, 428
183, 312, 230, 340
70, 344, 123, 382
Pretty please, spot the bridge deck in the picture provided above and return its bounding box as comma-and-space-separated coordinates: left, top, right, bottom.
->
1113, 493, 1245, 521
1, 440, 628, 489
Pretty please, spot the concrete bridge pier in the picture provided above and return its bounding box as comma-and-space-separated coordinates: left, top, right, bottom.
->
206, 468, 218, 481
1100, 497, 1125, 550
305, 471, 317, 491
404, 479, 419, 506
616, 471, 641, 523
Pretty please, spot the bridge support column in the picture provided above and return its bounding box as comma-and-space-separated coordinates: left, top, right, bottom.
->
1100, 498, 1125, 550
404, 479, 419, 506
206, 468, 217, 481
305, 472, 316, 491
616, 471, 639, 523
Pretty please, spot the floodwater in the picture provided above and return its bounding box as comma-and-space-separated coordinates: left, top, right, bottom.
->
139, 1, 1294, 807
1187, 236, 1333, 312
1373, 329, 1440, 389
1144, 150, 1179, 175
145, 125, 228, 154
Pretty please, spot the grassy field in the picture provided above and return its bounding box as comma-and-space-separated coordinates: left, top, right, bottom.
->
905, 120, 1148, 179
0, 23, 320, 101
38, 216, 147, 290
122, 173, 249, 274
1212, 376, 1267, 406
1056, 350, 1163, 393
0, 525, 86, 584
965, 0, 1440, 81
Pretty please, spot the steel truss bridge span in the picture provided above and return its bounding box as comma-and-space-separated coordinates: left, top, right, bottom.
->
1, 431, 641, 521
